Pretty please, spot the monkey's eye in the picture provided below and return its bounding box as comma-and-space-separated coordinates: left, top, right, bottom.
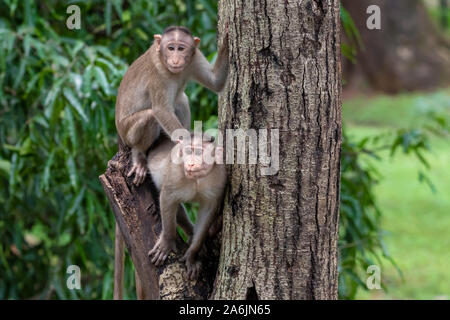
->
184, 147, 192, 155
168, 46, 175, 51
178, 46, 185, 52
194, 149, 203, 156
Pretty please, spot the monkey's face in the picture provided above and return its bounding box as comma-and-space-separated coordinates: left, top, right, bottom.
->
181, 144, 216, 179
154, 31, 200, 74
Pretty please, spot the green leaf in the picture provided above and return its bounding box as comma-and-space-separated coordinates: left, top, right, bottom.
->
63, 88, 88, 122
93, 66, 110, 95
0, 158, 11, 177
13, 59, 26, 89
66, 155, 79, 189
44, 78, 65, 120
41, 149, 55, 192
135, 28, 149, 41
82, 65, 93, 95
67, 186, 86, 217
95, 57, 117, 75
71, 41, 85, 57
64, 106, 78, 151
57, 232, 71, 247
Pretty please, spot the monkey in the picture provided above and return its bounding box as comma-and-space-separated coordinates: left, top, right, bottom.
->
112, 133, 224, 298
115, 26, 229, 185
147, 132, 226, 280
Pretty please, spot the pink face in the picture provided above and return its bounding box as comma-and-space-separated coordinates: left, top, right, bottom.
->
154, 31, 200, 74
182, 144, 213, 179
178, 141, 221, 179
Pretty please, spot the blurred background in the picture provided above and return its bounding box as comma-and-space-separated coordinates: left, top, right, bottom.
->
0, 0, 448, 299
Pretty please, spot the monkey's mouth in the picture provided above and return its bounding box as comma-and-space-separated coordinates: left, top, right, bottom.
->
169, 66, 184, 73
185, 169, 205, 178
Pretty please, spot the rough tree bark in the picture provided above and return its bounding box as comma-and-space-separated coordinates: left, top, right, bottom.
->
342, 0, 450, 93
212, 0, 342, 299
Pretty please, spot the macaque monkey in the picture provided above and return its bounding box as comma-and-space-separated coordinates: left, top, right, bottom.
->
112, 133, 224, 298
115, 26, 229, 185
147, 132, 226, 280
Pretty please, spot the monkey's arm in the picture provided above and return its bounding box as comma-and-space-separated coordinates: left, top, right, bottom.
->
152, 105, 185, 139
150, 92, 185, 139
191, 37, 229, 93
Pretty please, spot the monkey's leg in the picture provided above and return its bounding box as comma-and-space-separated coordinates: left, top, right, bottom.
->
148, 190, 177, 266
181, 202, 217, 280
176, 204, 194, 238
123, 110, 160, 185
114, 223, 125, 300
128, 148, 148, 185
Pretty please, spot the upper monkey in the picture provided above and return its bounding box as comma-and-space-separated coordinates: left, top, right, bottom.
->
115, 26, 229, 185
155, 26, 200, 74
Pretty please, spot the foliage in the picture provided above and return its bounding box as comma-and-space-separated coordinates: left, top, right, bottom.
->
338, 93, 449, 298
426, 1, 450, 35
0, 0, 447, 300
0, 0, 219, 300
340, 5, 362, 63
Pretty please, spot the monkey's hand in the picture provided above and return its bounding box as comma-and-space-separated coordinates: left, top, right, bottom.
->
148, 235, 176, 266
127, 159, 148, 185
180, 249, 202, 281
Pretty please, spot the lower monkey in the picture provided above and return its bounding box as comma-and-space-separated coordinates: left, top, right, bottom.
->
113, 132, 225, 298
148, 132, 226, 280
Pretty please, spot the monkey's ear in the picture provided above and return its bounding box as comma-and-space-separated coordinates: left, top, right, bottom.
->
154, 34, 162, 42
194, 37, 201, 47
203, 133, 215, 143
154, 34, 162, 50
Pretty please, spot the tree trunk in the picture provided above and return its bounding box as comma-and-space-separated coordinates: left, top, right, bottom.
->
212, 0, 342, 299
343, 0, 450, 93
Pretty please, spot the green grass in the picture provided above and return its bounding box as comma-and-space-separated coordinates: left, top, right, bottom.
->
344, 90, 450, 128
344, 90, 450, 300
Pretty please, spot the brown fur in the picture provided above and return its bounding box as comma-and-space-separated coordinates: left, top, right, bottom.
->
147, 136, 226, 280
115, 27, 229, 185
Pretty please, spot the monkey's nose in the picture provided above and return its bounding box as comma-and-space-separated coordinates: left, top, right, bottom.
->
186, 163, 199, 171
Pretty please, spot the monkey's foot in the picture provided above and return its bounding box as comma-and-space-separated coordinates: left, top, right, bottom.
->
148, 237, 176, 266
127, 161, 148, 185
180, 251, 202, 280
